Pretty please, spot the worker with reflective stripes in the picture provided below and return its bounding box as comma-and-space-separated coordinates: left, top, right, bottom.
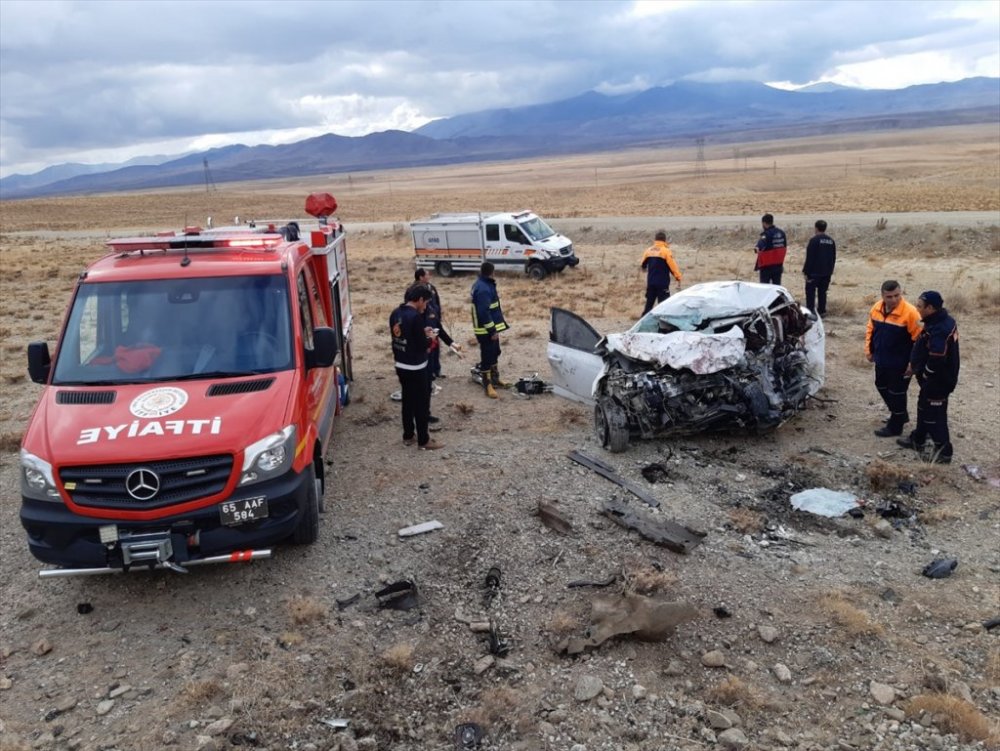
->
389, 286, 442, 450
640, 230, 683, 315
898, 290, 960, 463
865, 280, 921, 437
754, 213, 787, 285
470, 262, 509, 399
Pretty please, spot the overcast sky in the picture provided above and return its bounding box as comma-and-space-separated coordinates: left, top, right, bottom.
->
1, 0, 998, 177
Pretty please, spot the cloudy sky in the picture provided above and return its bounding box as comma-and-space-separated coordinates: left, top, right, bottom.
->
1, 0, 998, 177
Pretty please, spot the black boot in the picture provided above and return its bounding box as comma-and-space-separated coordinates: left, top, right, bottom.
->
896, 435, 925, 451
928, 444, 953, 464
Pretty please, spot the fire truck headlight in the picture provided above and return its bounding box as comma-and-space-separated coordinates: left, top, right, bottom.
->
20, 449, 61, 501
240, 425, 296, 486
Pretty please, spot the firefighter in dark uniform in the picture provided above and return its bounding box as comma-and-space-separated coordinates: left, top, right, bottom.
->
898, 291, 960, 463
470, 262, 509, 399
802, 219, 836, 316
754, 213, 787, 285
389, 286, 442, 450
640, 231, 683, 315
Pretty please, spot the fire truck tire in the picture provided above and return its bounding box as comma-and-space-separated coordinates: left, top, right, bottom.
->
435, 261, 454, 277
595, 398, 629, 453
291, 463, 320, 544
527, 263, 548, 281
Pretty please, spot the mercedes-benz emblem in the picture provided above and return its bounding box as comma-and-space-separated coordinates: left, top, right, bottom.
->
125, 468, 160, 501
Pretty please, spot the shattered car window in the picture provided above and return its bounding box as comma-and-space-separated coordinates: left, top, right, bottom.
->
579, 282, 825, 451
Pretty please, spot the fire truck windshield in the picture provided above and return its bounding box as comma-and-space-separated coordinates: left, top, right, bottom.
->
52, 275, 293, 384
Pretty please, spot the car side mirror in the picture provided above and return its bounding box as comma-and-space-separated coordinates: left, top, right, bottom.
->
27, 341, 52, 384
306, 327, 338, 369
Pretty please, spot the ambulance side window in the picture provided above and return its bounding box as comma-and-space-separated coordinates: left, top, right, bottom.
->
297, 272, 314, 350
485, 224, 499, 242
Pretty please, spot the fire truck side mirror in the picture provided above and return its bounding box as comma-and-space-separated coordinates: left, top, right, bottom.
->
27, 341, 52, 384
306, 327, 338, 370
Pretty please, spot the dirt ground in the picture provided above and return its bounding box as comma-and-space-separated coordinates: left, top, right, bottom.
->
0, 124, 998, 751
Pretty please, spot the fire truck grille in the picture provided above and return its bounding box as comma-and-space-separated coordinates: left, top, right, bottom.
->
207, 378, 275, 396
60, 455, 233, 510
56, 390, 117, 404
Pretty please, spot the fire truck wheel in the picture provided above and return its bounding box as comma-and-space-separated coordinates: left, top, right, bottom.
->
435, 261, 454, 277
291, 463, 320, 544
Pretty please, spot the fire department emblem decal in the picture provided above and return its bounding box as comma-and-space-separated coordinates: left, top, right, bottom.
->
130, 387, 188, 418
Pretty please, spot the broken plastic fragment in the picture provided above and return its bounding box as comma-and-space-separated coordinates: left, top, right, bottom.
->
375, 580, 419, 610
790, 488, 859, 517
454, 722, 484, 750
398, 520, 443, 537
921, 558, 958, 579
558, 594, 698, 655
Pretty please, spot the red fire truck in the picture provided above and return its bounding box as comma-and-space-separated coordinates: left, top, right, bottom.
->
19, 193, 353, 576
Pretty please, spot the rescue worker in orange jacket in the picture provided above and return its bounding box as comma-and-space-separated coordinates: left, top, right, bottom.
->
640, 231, 682, 315
865, 280, 921, 437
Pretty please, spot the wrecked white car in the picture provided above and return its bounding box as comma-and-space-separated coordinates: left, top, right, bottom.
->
547, 281, 825, 452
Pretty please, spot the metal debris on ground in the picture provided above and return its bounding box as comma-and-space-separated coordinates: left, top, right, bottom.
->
921, 558, 958, 579
602, 498, 706, 554
76, 603, 94, 615
790, 488, 860, 517
454, 722, 484, 750
514, 374, 551, 395
983, 616, 1000, 631
713, 606, 732, 618
567, 574, 618, 589
536, 501, 574, 535
640, 462, 672, 483
398, 520, 444, 538
557, 593, 699, 655
317, 718, 350, 730
488, 620, 510, 657
335, 593, 360, 611
483, 566, 502, 605
375, 580, 420, 610
568, 450, 661, 508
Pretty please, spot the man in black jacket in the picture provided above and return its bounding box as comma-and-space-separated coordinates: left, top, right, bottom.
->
898, 291, 960, 463
390, 286, 442, 450
802, 220, 836, 316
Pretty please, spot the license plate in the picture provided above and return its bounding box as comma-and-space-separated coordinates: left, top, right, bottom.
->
219, 496, 268, 526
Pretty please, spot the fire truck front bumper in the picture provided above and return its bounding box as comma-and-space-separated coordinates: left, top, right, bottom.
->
20, 466, 313, 570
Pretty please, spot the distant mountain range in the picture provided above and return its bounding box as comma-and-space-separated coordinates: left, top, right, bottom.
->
3, 77, 997, 199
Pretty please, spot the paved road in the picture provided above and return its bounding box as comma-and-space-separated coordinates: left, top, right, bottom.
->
4, 211, 997, 241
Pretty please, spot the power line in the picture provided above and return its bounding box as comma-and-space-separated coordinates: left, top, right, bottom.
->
203, 158, 217, 193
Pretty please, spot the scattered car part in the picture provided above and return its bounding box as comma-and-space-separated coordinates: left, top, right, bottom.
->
567, 574, 618, 588
602, 498, 706, 554
790, 488, 860, 517
640, 463, 672, 483
547, 282, 825, 451
515, 374, 551, 395
483, 566, 502, 605
713, 606, 732, 619
375, 580, 419, 611
335, 594, 360, 611
454, 722, 484, 750
557, 594, 698, 655
76, 602, 94, 615
568, 450, 660, 508
921, 558, 958, 579
488, 620, 510, 657
317, 718, 350, 730
983, 616, 1000, 631
398, 520, 444, 538
537, 501, 574, 535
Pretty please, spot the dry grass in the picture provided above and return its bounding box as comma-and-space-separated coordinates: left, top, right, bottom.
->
904, 693, 1000, 746
459, 686, 526, 729
547, 609, 579, 635
920, 504, 961, 524
454, 402, 475, 416
705, 675, 765, 710
865, 459, 912, 492
0, 431, 22, 453
626, 565, 678, 595
558, 405, 585, 425
286, 595, 328, 625
728, 507, 765, 534
818, 591, 884, 637
278, 631, 304, 647
179, 678, 224, 703
380, 642, 416, 672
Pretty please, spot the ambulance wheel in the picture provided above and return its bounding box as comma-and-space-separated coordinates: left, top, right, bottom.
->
291, 463, 320, 544
527, 263, 548, 281
436, 261, 454, 277
595, 398, 629, 453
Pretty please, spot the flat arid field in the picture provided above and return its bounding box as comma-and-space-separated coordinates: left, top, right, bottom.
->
0, 123, 998, 751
